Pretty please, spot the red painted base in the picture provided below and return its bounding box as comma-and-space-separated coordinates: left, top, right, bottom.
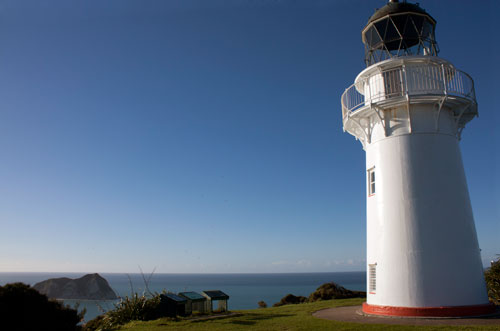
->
362, 302, 496, 317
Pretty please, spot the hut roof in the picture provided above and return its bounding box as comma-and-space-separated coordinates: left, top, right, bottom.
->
179, 291, 206, 302
202, 290, 229, 300
160, 293, 187, 303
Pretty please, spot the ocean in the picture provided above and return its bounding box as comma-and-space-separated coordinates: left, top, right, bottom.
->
0, 272, 366, 322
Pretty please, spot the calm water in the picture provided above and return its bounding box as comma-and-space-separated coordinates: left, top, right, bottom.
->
0, 272, 366, 322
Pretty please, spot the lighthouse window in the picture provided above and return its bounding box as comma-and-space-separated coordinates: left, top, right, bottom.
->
369, 264, 377, 293
367, 168, 376, 196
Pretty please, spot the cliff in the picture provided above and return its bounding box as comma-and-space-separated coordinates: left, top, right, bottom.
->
33, 273, 117, 300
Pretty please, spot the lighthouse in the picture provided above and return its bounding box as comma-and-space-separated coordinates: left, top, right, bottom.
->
341, 0, 495, 317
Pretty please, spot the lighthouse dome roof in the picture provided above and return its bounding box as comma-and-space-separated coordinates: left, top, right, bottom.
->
367, 1, 435, 25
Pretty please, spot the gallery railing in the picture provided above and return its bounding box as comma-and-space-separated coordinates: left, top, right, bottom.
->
341, 63, 476, 120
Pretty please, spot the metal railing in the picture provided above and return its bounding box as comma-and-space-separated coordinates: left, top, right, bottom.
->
341, 63, 476, 120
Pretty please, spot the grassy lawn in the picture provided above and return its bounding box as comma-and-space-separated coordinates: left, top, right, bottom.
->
115, 298, 498, 331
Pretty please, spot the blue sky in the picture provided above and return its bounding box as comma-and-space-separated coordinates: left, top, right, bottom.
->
0, 0, 498, 273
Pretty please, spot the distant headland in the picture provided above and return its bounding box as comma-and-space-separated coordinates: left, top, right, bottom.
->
33, 273, 117, 300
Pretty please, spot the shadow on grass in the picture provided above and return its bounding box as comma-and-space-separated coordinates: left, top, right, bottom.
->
230, 320, 256, 325
228, 312, 294, 326
189, 313, 242, 323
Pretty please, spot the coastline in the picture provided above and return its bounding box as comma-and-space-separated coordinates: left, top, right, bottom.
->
1, 271, 366, 321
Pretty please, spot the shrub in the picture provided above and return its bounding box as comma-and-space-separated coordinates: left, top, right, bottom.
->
82, 315, 105, 331
272, 282, 366, 307
257, 300, 267, 308
485, 257, 500, 305
273, 294, 308, 307
0, 282, 84, 331
84, 293, 162, 331
308, 282, 365, 302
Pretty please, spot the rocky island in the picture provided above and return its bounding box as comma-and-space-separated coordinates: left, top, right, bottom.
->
33, 273, 117, 300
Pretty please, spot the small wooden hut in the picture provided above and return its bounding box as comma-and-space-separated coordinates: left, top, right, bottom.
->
178, 291, 207, 315
159, 293, 187, 317
201, 290, 229, 313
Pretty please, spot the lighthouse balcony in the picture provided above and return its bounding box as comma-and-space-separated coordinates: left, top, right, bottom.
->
341, 57, 477, 141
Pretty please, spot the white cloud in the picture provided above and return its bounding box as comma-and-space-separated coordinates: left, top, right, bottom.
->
271, 260, 289, 266
297, 259, 311, 267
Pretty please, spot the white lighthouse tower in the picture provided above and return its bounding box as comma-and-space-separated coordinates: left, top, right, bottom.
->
341, 0, 495, 317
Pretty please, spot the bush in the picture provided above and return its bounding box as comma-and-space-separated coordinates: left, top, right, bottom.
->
308, 282, 365, 302
257, 300, 267, 308
84, 293, 162, 331
0, 282, 84, 331
272, 282, 366, 307
82, 315, 105, 331
485, 257, 500, 305
273, 294, 308, 307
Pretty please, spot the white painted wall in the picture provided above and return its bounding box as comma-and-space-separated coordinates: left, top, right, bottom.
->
364, 103, 489, 307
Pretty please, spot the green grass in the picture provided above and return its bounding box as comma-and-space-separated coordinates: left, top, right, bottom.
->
113, 298, 498, 331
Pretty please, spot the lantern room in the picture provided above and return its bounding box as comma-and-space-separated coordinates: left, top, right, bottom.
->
362, 0, 439, 66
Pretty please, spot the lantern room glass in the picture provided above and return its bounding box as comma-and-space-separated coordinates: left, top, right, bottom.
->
362, 13, 439, 66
